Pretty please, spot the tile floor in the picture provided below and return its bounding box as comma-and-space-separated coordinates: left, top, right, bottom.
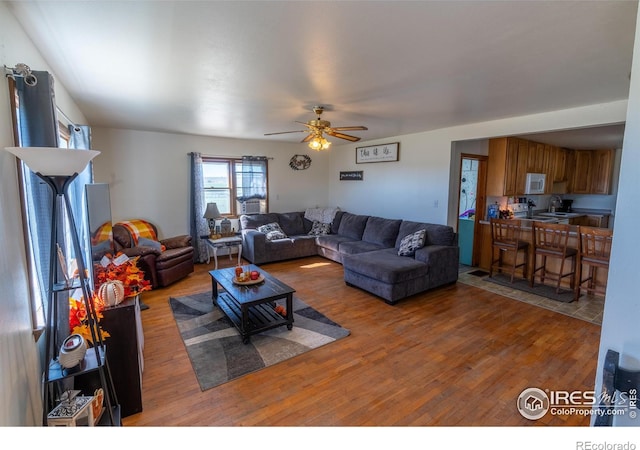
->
457, 266, 604, 325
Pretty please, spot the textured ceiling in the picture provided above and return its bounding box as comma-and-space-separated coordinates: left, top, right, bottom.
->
7, 0, 637, 147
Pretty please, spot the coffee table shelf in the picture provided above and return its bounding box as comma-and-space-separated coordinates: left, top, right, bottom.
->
216, 292, 290, 343
209, 265, 295, 344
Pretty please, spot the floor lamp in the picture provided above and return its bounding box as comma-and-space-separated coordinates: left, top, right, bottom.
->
5, 146, 120, 426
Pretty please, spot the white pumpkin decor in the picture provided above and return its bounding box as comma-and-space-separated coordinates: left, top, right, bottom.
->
98, 280, 125, 307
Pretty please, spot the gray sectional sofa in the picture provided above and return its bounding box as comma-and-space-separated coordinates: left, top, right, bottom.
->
239, 211, 459, 304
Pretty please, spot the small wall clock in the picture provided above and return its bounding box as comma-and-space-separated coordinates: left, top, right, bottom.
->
289, 154, 312, 170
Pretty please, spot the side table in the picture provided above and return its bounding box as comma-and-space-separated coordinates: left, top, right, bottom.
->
203, 235, 243, 269
47, 395, 95, 426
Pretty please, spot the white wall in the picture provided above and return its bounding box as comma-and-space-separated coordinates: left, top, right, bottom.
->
328, 101, 628, 225
0, 2, 87, 426
91, 128, 331, 238
591, 5, 640, 426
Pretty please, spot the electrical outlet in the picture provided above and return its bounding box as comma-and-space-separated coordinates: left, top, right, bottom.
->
434, 200, 439, 208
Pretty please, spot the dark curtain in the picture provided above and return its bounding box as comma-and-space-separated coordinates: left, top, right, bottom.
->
15, 72, 58, 314
189, 152, 209, 263
12, 71, 94, 361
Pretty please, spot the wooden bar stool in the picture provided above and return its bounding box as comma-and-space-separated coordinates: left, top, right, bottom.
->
575, 226, 613, 301
530, 221, 578, 294
489, 218, 529, 282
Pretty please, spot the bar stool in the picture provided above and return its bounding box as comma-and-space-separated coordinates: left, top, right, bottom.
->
489, 218, 529, 282
530, 221, 578, 294
575, 226, 613, 301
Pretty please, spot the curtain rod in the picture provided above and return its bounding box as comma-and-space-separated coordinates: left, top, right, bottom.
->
199, 153, 274, 160
56, 107, 80, 129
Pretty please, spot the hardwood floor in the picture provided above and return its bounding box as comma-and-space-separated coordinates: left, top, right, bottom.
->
122, 256, 600, 426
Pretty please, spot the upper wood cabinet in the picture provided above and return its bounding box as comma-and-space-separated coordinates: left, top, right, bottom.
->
590, 149, 615, 194
487, 137, 615, 197
570, 149, 614, 195
571, 150, 592, 194
487, 137, 521, 196
552, 147, 569, 182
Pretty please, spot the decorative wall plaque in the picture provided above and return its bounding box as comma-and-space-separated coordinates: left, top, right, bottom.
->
356, 142, 399, 163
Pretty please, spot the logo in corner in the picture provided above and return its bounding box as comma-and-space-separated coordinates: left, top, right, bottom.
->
517, 387, 550, 420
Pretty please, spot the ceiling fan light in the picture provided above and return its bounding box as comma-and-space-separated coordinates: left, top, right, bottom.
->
308, 135, 331, 151
309, 136, 322, 150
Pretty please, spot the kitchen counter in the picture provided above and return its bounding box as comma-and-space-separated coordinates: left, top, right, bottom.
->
478, 208, 612, 227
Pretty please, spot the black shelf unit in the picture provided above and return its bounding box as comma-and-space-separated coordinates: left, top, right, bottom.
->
40, 173, 120, 426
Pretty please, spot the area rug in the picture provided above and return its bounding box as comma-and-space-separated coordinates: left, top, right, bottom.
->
485, 273, 575, 303
169, 291, 350, 391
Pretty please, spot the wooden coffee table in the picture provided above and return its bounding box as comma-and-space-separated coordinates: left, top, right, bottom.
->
209, 265, 295, 344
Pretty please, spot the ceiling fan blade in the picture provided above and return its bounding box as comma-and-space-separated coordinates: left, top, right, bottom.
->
295, 121, 316, 130
301, 133, 314, 143
264, 130, 306, 136
326, 130, 362, 142
330, 126, 368, 131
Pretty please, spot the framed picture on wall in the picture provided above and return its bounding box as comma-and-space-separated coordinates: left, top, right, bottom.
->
356, 142, 399, 164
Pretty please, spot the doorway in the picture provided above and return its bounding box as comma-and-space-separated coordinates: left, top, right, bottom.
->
457, 154, 487, 267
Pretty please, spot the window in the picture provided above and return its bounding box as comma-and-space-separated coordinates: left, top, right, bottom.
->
202, 157, 268, 216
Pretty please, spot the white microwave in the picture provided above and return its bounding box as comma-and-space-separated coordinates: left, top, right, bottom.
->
525, 173, 546, 194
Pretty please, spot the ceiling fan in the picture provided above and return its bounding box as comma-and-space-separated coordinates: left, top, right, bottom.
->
265, 106, 368, 150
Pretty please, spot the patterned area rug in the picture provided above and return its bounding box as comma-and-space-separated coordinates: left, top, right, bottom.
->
169, 291, 350, 391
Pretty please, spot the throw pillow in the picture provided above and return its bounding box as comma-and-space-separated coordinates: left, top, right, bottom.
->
308, 221, 331, 236
397, 229, 426, 256
257, 222, 288, 241
265, 230, 287, 241
138, 236, 164, 252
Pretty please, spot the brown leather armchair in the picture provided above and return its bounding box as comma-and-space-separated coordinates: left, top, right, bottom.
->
112, 221, 194, 288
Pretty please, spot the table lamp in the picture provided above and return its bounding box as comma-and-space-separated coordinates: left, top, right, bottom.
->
203, 202, 222, 235
4, 146, 118, 426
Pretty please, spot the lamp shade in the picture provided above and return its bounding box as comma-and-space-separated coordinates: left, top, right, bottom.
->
203, 202, 222, 219
4, 147, 100, 176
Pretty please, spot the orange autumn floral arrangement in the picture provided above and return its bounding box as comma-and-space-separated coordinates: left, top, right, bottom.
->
69, 294, 109, 345
93, 253, 152, 298
69, 253, 151, 344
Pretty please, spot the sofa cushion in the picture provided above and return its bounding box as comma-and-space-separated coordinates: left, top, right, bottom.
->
316, 234, 357, 252
339, 240, 388, 255
397, 229, 426, 256
395, 221, 455, 248
337, 213, 369, 240
342, 248, 430, 284
331, 210, 345, 234
308, 221, 331, 236
278, 212, 305, 236
362, 216, 402, 247
240, 213, 279, 230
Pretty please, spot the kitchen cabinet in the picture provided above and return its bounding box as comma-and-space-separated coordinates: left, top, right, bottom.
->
571, 214, 610, 228
487, 137, 613, 196
571, 150, 593, 194
487, 137, 521, 196
552, 147, 569, 182
569, 149, 614, 195
515, 139, 529, 194
590, 149, 615, 194
477, 222, 493, 271
527, 141, 546, 174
